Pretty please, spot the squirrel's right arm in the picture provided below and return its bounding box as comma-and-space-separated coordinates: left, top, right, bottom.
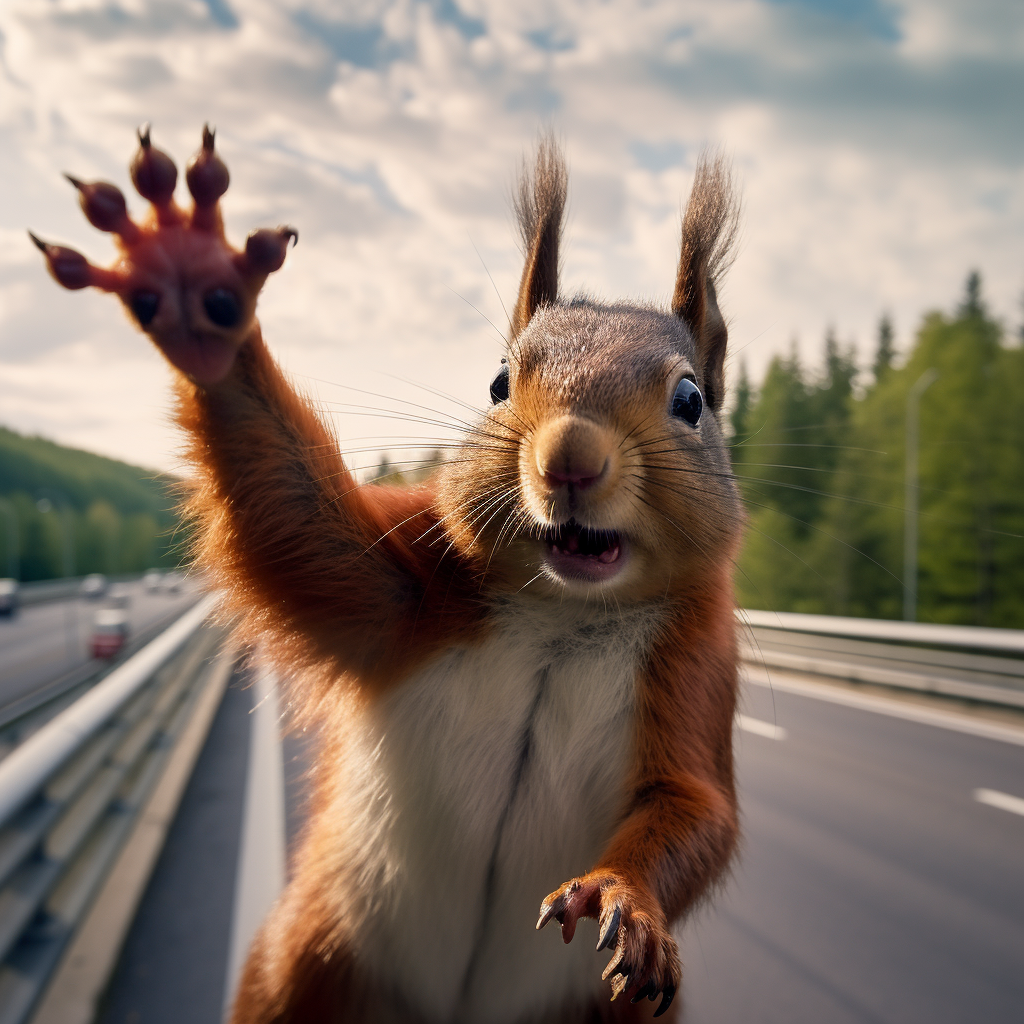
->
33, 127, 483, 687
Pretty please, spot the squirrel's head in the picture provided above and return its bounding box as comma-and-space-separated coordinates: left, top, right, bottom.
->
437, 139, 744, 603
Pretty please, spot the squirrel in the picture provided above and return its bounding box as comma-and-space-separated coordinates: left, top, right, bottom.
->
33, 126, 744, 1024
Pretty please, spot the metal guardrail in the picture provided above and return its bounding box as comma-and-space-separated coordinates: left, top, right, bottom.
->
0, 594, 225, 1024
739, 609, 1024, 708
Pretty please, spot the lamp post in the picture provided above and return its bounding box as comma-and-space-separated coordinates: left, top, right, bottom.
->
903, 368, 939, 622
37, 495, 77, 659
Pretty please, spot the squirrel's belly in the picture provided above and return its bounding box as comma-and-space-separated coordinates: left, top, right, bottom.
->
346, 602, 662, 1024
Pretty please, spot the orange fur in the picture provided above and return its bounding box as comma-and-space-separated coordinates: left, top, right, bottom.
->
36, 129, 743, 1024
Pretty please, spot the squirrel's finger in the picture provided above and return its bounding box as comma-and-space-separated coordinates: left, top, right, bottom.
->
237, 226, 298, 276
186, 124, 230, 231
130, 123, 179, 214
64, 175, 141, 243
28, 232, 121, 292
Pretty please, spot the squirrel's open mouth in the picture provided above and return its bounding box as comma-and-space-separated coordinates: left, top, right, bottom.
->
541, 519, 626, 584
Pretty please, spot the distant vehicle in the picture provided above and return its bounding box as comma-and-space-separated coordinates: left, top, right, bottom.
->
91, 607, 129, 659
80, 573, 108, 600
105, 585, 132, 610
0, 578, 19, 617
160, 572, 183, 594
143, 569, 162, 592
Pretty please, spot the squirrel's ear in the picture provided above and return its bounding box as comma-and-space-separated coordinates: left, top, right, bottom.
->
671, 154, 739, 411
511, 135, 567, 337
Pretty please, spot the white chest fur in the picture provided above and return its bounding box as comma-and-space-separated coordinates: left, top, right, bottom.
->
344, 598, 663, 1023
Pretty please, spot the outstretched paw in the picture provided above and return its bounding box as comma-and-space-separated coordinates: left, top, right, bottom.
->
30, 124, 297, 386
537, 873, 680, 1017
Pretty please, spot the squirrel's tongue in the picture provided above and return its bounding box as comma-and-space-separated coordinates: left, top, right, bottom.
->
544, 520, 624, 581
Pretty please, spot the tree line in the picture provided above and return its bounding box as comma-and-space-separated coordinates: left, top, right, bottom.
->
0, 427, 183, 582
730, 272, 1024, 627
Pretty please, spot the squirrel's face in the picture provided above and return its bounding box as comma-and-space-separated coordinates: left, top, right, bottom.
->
436, 303, 744, 603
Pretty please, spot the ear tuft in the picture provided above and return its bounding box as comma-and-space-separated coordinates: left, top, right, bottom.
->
512, 135, 568, 337
672, 153, 739, 410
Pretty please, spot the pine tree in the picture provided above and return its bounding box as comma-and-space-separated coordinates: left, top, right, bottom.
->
958, 270, 984, 319
873, 313, 895, 381
729, 361, 753, 442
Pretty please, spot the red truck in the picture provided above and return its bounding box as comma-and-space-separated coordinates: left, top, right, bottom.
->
91, 607, 129, 659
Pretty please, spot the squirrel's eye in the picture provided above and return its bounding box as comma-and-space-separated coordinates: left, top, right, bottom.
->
490, 364, 510, 404
671, 377, 703, 426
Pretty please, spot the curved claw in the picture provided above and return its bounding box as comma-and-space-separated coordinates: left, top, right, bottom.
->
630, 979, 656, 1004
241, 225, 298, 275
131, 123, 178, 207
186, 122, 230, 208
29, 232, 121, 292
596, 903, 621, 951
608, 972, 631, 1001
600, 944, 627, 983
535, 896, 563, 932
29, 232, 91, 289
64, 174, 139, 240
653, 986, 675, 1017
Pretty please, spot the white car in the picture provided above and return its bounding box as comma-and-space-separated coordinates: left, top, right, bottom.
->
143, 569, 163, 592
160, 572, 183, 594
79, 573, 108, 600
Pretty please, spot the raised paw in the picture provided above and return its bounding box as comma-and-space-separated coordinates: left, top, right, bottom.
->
30, 124, 297, 386
537, 873, 680, 1017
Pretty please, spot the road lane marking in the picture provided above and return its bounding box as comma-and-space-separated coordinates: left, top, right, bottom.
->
737, 714, 787, 740
743, 665, 1024, 747
974, 788, 1024, 817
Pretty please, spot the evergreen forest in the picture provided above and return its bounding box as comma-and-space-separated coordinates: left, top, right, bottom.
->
730, 273, 1024, 628
0, 427, 183, 582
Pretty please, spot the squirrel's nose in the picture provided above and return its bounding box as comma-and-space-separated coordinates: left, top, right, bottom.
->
541, 462, 607, 491
533, 416, 614, 493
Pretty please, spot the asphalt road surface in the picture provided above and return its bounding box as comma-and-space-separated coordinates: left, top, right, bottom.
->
96, 666, 1024, 1024
0, 577, 200, 719
679, 671, 1024, 1024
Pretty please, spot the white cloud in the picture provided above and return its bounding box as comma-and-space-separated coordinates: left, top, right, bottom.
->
0, 0, 1021, 473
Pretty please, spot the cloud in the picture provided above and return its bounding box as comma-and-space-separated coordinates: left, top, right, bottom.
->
0, 0, 1021, 474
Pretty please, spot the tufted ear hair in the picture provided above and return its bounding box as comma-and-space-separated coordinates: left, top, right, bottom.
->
671, 153, 739, 411
511, 135, 568, 337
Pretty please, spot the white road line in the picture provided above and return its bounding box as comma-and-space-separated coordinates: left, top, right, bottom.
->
743, 664, 1024, 747
736, 714, 787, 740
974, 788, 1024, 817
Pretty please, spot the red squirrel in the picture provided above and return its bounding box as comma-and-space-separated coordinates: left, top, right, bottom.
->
34, 127, 743, 1023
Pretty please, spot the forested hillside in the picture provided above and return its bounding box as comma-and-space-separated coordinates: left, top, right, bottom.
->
731, 273, 1024, 628
0, 428, 183, 581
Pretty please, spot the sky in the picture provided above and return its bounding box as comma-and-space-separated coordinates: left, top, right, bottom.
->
0, 0, 1022, 475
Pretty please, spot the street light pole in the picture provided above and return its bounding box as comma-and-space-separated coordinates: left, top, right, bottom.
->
37, 495, 77, 659
904, 368, 939, 622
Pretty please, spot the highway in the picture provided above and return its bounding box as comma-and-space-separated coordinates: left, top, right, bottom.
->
681, 670, 1024, 1023
87, 661, 1024, 1024
0, 577, 200, 726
